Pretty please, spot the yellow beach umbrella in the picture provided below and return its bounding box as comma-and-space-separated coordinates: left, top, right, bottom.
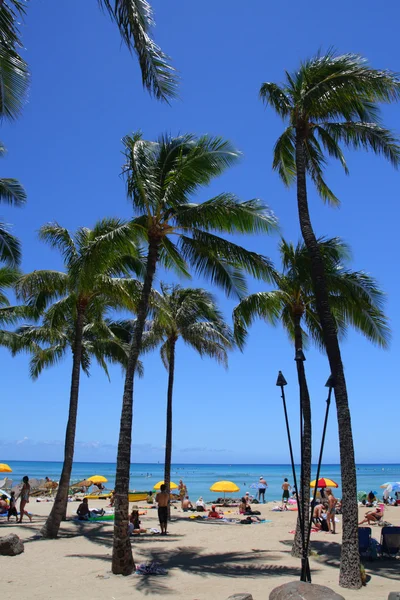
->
87, 475, 108, 484
153, 480, 178, 490
310, 477, 338, 488
210, 480, 240, 502
0, 463, 12, 473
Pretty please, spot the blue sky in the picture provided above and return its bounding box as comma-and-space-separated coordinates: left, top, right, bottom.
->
1, 0, 399, 465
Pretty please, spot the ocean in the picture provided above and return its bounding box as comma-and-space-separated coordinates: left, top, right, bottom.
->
3, 461, 400, 501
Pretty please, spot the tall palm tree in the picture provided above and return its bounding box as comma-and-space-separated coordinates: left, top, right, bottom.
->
15, 218, 145, 539
149, 284, 233, 513
259, 51, 400, 588
234, 237, 389, 559
98, 0, 178, 101
112, 131, 277, 575
0, 0, 29, 120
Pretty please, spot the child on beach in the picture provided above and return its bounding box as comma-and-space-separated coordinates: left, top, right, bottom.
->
156, 484, 169, 535
8, 491, 18, 522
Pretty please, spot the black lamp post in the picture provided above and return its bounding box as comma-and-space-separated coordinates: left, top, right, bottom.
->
276, 370, 334, 583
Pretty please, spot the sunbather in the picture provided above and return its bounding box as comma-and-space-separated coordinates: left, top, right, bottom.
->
196, 497, 206, 512
77, 498, 90, 520
359, 506, 383, 525
181, 496, 194, 511
8, 491, 18, 522
129, 509, 146, 535
0, 494, 8, 514
208, 505, 223, 519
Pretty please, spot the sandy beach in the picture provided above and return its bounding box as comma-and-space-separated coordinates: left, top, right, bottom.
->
1, 499, 399, 600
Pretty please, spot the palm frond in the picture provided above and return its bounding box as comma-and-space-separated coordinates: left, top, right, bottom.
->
0, 221, 20, 265
233, 291, 283, 349
272, 127, 296, 186
259, 82, 292, 119
174, 195, 278, 234
98, 0, 178, 101
29, 343, 68, 380
158, 237, 191, 278
0, 177, 26, 206
305, 134, 341, 205
0, 1, 29, 121
38, 223, 77, 266
323, 122, 400, 168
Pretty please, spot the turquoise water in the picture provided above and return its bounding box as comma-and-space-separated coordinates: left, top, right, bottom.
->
3, 461, 400, 501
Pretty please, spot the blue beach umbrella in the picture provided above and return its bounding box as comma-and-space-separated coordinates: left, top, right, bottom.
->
387, 483, 400, 493
250, 482, 262, 489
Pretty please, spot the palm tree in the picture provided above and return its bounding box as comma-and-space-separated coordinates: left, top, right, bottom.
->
15, 218, 145, 539
0, 1, 29, 120
98, 0, 178, 101
259, 51, 400, 588
112, 131, 277, 575
149, 284, 233, 513
234, 237, 389, 559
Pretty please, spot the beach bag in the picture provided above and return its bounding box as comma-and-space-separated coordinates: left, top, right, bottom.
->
240, 517, 252, 524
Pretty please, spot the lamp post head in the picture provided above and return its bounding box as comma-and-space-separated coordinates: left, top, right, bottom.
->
325, 374, 335, 389
276, 371, 287, 387
294, 348, 306, 362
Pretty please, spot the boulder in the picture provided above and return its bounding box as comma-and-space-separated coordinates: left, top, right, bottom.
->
270, 581, 345, 600
0, 534, 24, 556
227, 596, 253, 600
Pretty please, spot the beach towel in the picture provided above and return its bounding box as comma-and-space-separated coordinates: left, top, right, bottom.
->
136, 562, 167, 575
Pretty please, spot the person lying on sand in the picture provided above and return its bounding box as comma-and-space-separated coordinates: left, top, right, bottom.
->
359, 506, 383, 525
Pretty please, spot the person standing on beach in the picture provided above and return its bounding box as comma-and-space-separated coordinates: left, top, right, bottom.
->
178, 479, 187, 502
326, 487, 337, 534
258, 476, 267, 503
18, 476, 32, 523
281, 478, 292, 509
156, 484, 169, 535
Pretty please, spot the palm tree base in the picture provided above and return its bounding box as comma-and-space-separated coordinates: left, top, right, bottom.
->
112, 494, 135, 575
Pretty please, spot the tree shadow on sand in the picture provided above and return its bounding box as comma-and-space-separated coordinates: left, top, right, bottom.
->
66, 545, 305, 595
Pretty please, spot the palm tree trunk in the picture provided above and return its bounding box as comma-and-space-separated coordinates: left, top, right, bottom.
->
295, 133, 361, 589
112, 237, 160, 576
292, 315, 312, 558
164, 337, 176, 520
41, 305, 86, 539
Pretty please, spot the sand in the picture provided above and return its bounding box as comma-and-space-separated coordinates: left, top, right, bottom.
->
0, 500, 399, 600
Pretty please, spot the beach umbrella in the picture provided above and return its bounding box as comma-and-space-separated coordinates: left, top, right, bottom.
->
153, 481, 178, 490
386, 483, 400, 493
310, 477, 338, 488
210, 480, 240, 502
380, 481, 400, 489
357, 491, 367, 501
0, 463, 12, 473
87, 475, 108, 485
250, 482, 262, 489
